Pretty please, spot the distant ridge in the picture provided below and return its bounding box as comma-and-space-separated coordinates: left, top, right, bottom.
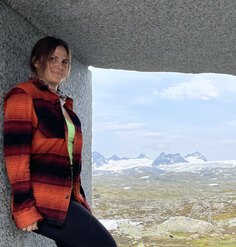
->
136, 153, 149, 159
184, 152, 207, 162
108, 155, 122, 161
92, 151, 207, 167
152, 152, 188, 166
152, 151, 207, 166
93, 151, 236, 175
92, 151, 107, 167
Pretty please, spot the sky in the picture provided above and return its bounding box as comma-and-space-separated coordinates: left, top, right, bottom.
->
90, 67, 236, 161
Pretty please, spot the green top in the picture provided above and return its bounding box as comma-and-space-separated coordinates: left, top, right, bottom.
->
65, 118, 75, 164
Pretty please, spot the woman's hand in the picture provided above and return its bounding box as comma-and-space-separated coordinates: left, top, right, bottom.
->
22, 221, 38, 232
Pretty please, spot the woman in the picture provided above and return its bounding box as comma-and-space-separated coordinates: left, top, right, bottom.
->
4, 36, 117, 247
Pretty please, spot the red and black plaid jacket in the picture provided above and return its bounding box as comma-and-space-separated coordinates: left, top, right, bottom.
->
4, 78, 91, 229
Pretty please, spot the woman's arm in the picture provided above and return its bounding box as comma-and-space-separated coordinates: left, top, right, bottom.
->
3, 87, 43, 229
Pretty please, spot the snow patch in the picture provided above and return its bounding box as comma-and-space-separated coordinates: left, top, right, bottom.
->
99, 219, 142, 231
208, 183, 218, 186
123, 187, 131, 190
96, 158, 153, 171
159, 160, 236, 173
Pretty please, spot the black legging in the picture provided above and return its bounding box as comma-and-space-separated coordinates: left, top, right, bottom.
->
34, 199, 117, 247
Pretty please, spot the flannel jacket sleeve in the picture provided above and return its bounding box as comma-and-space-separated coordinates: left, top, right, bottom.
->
3, 87, 43, 229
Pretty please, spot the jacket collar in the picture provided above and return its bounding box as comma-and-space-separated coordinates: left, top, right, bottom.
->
30, 77, 52, 91
30, 77, 73, 108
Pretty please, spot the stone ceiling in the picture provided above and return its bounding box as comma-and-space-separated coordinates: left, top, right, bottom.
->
3, 0, 236, 74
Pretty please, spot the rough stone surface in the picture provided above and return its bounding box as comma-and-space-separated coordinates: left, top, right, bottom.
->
0, 1, 92, 246
2, 0, 236, 74
157, 216, 218, 235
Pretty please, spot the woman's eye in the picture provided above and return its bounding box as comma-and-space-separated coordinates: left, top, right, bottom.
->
63, 60, 69, 65
50, 56, 57, 62
49, 56, 69, 66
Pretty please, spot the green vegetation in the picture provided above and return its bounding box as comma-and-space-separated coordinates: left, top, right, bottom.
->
191, 235, 236, 247
212, 212, 236, 221
92, 169, 236, 246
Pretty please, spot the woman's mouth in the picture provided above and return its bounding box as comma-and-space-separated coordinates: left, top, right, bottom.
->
52, 71, 63, 77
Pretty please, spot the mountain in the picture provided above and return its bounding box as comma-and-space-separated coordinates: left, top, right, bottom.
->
92, 151, 236, 178
136, 153, 149, 159
109, 154, 149, 160
108, 155, 122, 161
92, 151, 108, 167
152, 152, 188, 166
159, 160, 236, 174
184, 152, 207, 163
121, 156, 130, 160
93, 156, 154, 174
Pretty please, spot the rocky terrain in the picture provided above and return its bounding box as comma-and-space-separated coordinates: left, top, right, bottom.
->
92, 159, 236, 246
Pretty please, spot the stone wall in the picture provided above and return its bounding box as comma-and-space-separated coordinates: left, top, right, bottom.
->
3, 0, 236, 74
0, 2, 92, 246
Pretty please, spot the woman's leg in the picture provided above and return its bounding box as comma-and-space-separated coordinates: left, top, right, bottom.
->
34, 199, 117, 247
54, 241, 64, 247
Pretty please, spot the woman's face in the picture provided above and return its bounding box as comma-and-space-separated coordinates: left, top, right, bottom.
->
36, 46, 70, 87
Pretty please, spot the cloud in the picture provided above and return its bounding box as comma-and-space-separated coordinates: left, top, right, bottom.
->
131, 95, 155, 105
116, 130, 167, 138
155, 75, 219, 100
93, 121, 145, 133
225, 120, 236, 127
217, 139, 236, 144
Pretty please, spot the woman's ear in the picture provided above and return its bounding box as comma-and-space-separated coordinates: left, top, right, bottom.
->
34, 61, 40, 69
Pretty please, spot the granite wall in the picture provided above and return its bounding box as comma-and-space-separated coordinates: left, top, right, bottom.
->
0, 2, 92, 246
2, 0, 235, 74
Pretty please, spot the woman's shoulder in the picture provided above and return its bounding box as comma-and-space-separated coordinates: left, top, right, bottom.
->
15, 79, 36, 91
4, 79, 37, 101
14, 78, 43, 97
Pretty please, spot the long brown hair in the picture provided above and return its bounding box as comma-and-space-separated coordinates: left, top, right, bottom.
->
30, 36, 71, 76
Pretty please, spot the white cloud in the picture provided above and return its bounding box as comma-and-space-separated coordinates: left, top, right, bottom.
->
131, 95, 154, 105
93, 121, 145, 133
217, 139, 236, 144
154, 73, 236, 101
116, 130, 167, 138
155, 75, 219, 100
226, 120, 236, 127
